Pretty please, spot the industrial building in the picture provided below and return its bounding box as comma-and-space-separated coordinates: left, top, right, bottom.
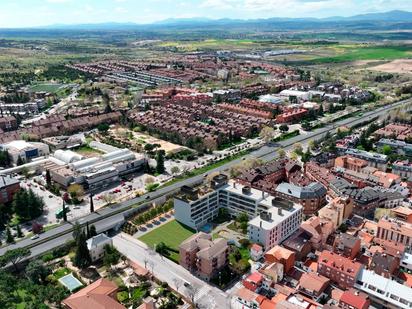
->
48, 148, 146, 191
1, 140, 50, 165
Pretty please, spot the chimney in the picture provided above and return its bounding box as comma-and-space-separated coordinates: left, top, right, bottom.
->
278, 208, 283, 216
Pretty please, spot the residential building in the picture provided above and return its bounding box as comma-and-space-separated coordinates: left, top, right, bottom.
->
333, 233, 361, 259
264, 246, 295, 273
276, 108, 308, 123
376, 217, 412, 247
301, 216, 334, 250
305, 161, 337, 188
345, 149, 388, 171
376, 138, 412, 157
248, 198, 303, 251
335, 155, 368, 173
243, 272, 264, 292
339, 289, 370, 309
62, 278, 125, 309
355, 268, 412, 309
0, 116, 17, 131
298, 272, 330, 301
392, 206, 412, 223
392, 160, 412, 180
174, 174, 300, 230
317, 250, 363, 289
0, 175, 20, 204
374, 123, 412, 141
400, 252, 412, 272
275, 182, 327, 215
318, 197, 353, 229
179, 232, 228, 281
86, 234, 113, 262
282, 231, 312, 261
370, 252, 399, 278
250, 244, 264, 261
260, 262, 284, 284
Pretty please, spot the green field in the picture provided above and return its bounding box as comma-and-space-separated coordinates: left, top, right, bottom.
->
290, 45, 412, 65
29, 83, 64, 93
139, 220, 195, 254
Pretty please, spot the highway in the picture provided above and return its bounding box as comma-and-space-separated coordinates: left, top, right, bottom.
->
0, 97, 411, 259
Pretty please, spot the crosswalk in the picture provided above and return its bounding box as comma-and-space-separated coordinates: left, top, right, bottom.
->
194, 285, 210, 302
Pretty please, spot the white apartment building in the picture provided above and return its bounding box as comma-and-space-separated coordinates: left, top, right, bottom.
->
174, 175, 276, 230
355, 268, 412, 309
174, 174, 302, 235
248, 198, 303, 251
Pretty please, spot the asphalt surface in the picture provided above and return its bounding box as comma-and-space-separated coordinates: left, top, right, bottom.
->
113, 234, 231, 309
0, 97, 411, 259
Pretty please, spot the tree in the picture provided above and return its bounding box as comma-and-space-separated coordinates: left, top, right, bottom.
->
62, 200, 67, 222
32, 221, 43, 234
90, 193, 94, 213
278, 148, 286, 159
89, 225, 97, 238
16, 224, 23, 238
16, 156, 24, 166
103, 245, 121, 267
171, 166, 180, 175
259, 126, 275, 143
67, 184, 84, 203
26, 259, 51, 284
97, 123, 110, 133
0, 248, 31, 272
155, 242, 169, 256
72, 221, 82, 241
293, 143, 303, 156
45, 170, 52, 187
155, 150, 165, 174
5, 226, 14, 244
279, 124, 289, 132
382, 145, 392, 156
74, 232, 92, 269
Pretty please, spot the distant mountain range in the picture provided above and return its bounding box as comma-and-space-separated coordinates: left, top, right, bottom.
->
41, 10, 412, 30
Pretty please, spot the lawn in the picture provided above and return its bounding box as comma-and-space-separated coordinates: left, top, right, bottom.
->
139, 220, 195, 251
29, 83, 64, 93
53, 267, 71, 279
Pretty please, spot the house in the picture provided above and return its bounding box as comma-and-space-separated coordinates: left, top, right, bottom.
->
243, 272, 264, 292
339, 289, 370, 309
300, 216, 334, 250
250, 244, 264, 261
0, 175, 20, 204
265, 246, 295, 273
179, 232, 228, 281
392, 206, 412, 223
298, 272, 330, 301
260, 262, 284, 284
62, 278, 125, 309
86, 234, 113, 262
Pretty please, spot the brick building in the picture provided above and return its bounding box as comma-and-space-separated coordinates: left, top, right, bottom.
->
318, 250, 363, 289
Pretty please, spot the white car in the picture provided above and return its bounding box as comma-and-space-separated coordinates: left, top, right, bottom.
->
30, 235, 39, 240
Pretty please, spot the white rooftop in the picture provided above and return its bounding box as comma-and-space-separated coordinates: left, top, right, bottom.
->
248, 200, 302, 230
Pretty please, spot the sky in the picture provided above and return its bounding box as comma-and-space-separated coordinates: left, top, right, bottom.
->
0, 0, 411, 28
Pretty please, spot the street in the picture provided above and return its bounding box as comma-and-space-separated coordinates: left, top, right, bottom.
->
112, 233, 233, 309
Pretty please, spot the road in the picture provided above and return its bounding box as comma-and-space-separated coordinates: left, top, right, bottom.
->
113, 233, 231, 309
0, 98, 411, 259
